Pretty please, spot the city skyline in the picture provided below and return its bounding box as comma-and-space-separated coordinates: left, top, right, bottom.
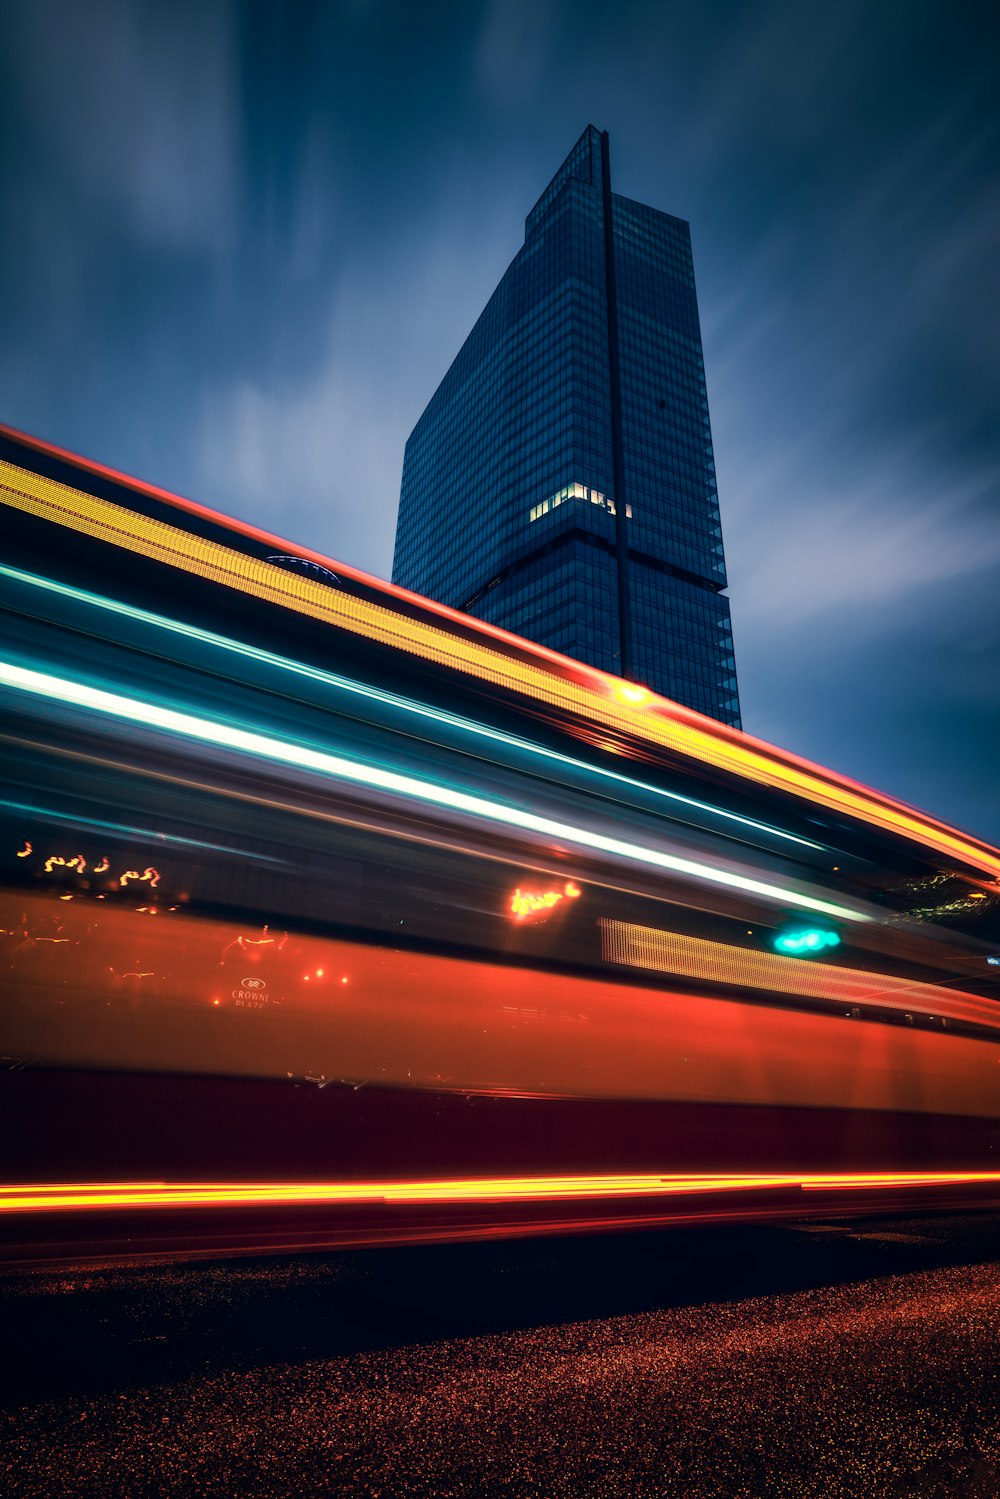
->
0, 1, 997, 839
394, 125, 741, 725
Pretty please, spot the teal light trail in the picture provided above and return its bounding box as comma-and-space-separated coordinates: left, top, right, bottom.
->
0, 656, 868, 925
0, 797, 284, 862
0, 564, 822, 852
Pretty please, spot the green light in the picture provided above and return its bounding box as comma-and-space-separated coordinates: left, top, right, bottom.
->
773, 927, 842, 957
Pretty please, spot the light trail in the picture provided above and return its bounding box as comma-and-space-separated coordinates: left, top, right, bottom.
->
600, 920, 1000, 1031
0, 658, 867, 922
2, 1172, 1000, 1214
0, 794, 285, 862
3, 453, 1000, 881
0, 563, 820, 852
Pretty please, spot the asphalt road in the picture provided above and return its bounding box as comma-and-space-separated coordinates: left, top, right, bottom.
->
2, 1213, 999, 1498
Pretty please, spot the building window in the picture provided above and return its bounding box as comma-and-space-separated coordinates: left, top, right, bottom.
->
529, 482, 632, 523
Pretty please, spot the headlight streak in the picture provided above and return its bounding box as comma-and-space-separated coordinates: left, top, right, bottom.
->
2, 1172, 999, 1215
0, 658, 867, 924
3, 463, 999, 881
0, 564, 820, 853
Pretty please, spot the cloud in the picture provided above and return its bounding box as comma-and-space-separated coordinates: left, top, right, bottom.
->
475, 0, 561, 100
197, 326, 402, 578
688, 0, 874, 155
821, 113, 1000, 375
723, 439, 1000, 638
8, 0, 241, 253
281, 120, 346, 285
195, 192, 522, 577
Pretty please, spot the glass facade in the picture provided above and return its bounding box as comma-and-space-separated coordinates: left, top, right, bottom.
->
393, 126, 740, 727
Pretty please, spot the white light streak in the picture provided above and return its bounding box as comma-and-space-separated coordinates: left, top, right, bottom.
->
0, 657, 867, 923
0, 564, 821, 850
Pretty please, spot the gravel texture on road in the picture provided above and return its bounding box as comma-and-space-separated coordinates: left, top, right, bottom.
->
2, 1227, 999, 1497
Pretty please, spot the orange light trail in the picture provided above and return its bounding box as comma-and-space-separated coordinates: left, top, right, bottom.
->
3, 442, 1000, 882
2, 1172, 999, 1215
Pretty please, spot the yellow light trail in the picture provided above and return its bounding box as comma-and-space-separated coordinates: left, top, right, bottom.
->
599, 920, 1000, 1031
3, 454, 1000, 882
2, 1173, 999, 1214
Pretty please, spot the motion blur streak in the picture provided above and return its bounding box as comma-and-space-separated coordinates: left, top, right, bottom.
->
0, 796, 283, 860
3, 456, 1000, 881
0, 564, 819, 851
5, 425, 1000, 1259
600, 920, 1000, 1031
5, 1172, 1000, 1214
0, 659, 864, 922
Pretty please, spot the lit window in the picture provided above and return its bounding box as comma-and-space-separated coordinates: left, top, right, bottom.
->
529, 481, 633, 524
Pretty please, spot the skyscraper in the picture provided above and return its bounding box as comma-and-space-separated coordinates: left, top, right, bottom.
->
393, 125, 740, 727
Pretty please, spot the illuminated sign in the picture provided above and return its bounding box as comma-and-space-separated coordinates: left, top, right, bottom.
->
232, 976, 269, 1007
773, 927, 841, 957
510, 881, 582, 920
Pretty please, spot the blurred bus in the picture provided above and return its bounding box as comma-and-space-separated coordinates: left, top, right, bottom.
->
2, 424, 999, 1261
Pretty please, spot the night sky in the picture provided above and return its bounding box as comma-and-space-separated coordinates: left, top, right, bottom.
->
2, 1, 998, 840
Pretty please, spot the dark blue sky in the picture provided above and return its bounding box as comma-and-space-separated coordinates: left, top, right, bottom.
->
2, 0, 998, 839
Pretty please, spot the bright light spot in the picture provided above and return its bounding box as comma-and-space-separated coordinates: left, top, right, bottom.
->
615, 683, 650, 706
773, 927, 842, 957
512, 881, 584, 917
212, 998, 221, 1007
316, 968, 324, 977
341, 976, 349, 984
511, 887, 563, 918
